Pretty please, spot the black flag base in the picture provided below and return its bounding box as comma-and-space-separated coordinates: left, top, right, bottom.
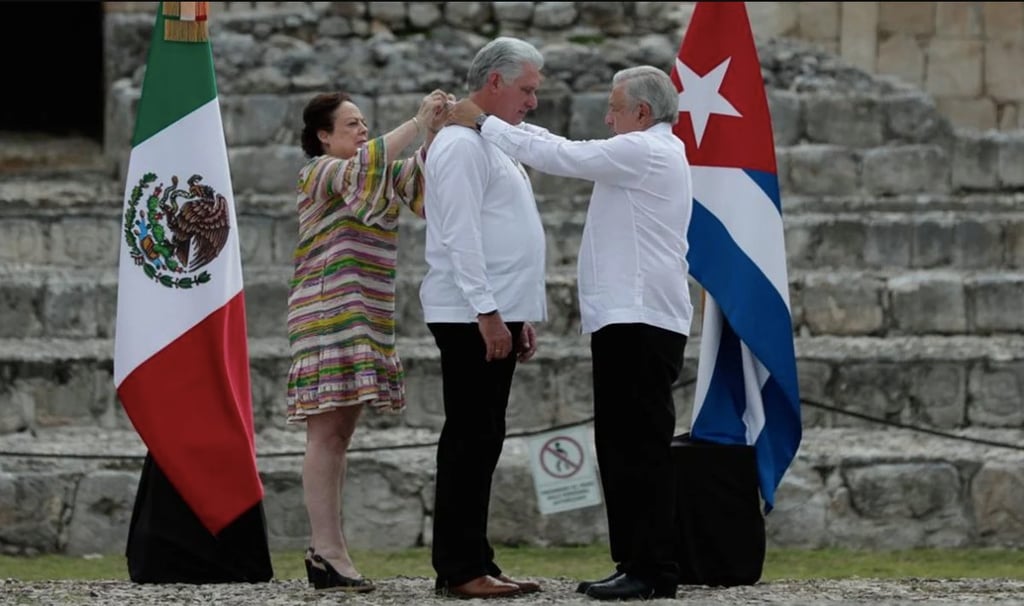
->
671, 433, 766, 587
126, 453, 274, 583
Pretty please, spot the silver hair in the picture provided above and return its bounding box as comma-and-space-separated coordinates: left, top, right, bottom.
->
612, 65, 680, 125
466, 37, 544, 92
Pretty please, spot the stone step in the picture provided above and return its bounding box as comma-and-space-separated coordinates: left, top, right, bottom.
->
2, 265, 1023, 341
1, 334, 1022, 438
1, 176, 1023, 271
1, 424, 1023, 555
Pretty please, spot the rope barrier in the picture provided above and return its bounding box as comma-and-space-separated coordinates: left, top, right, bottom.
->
1, 376, 1021, 460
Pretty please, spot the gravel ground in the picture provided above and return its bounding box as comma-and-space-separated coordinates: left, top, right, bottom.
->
4, 577, 1024, 605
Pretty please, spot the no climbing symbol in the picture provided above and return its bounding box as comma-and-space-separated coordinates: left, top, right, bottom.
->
539, 436, 584, 479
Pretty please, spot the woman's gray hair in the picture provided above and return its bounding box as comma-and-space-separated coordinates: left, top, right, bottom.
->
612, 66, 680, 125
466, 37, 544, 92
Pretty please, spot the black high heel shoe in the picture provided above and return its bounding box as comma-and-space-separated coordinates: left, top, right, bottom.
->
303, 547, 323, 587
308, 550, 375, 592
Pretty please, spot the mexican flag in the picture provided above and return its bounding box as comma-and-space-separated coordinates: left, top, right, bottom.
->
114, 0, 265, 548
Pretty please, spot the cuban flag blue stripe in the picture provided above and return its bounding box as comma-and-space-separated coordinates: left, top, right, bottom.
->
687, 166, 801, 512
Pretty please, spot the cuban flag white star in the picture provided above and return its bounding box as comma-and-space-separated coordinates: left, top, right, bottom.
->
676, 56, 742, 147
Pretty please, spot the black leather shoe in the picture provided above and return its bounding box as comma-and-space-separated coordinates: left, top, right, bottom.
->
576, 570, 623, 594
585, 573, 676, 601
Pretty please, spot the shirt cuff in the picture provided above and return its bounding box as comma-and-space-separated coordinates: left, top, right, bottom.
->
469, 294, 499, 316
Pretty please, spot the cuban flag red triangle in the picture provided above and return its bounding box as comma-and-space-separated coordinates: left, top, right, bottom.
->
671, 1, 802, 512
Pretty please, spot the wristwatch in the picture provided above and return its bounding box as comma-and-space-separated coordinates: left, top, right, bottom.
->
474, 113, 490, 132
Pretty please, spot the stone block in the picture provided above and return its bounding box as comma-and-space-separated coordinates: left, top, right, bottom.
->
879, 2, 936, 36
221, 94, 293, 147
830, 463, 970, 548
889, 272, 967, 334
237, 215, 277, 268
925, 39, 984, 98
1007, 219, 1024, 270
49, 218, 120, 269
242, 274, 288, 339
42, 280, 101, 339
936, 97, 997, 131
997, 103, 1020, 131
862, 220, 914, 269
998, 133, 1024, 187
569, 92, 615, 141
765, 459, 828, 548
967, 362, 1024, 427
273, 215, 300, 266
982, 2, 1024, 40
443, 2, 492, 29
796, 360, 834, 428
0, 279, 43, 339
935, 2, 984, 37
861, 145, 950, 195
951, 219, 1003, 269
767, 90, 803, 145
798, 2, 840, 40
839, 2, 879, 72
64, 470, 138, 556
952, 132, 1001, 191
972, 463, 1024, 547
969, 276, 1024, 332
884, 92, 951, 144
831, 362, 910, 428
533, 1, 578, 30
911, 217, 955, 268
0, 219, 47, 266
748, 1, 798, 39
798, 273, 885, 336
0, 471, 73, 553
877, 33, 925, 87
493, 1, 534, 24
786, 145, 860, 196
905, 363, 967, 428
985, 40, 1024, 103
804, 95, 885, 147
228, 145, 307, 196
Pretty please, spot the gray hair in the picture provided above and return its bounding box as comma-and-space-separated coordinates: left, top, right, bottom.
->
466, 37, 545, 92
612, 66, 679, 125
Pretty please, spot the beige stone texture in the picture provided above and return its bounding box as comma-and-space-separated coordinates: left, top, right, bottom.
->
877, 33, 926, 87
935, 2, 984, 37
997, 103, 1020, 130
798, 2, 840, 40
840, 2, 879, 72
878, 2, 936, 36
937, 97, 998, 131
748, 1, 799, 39
985, 39, 1024, 102
926, 39, 984, 97
982, 2, 1024, 39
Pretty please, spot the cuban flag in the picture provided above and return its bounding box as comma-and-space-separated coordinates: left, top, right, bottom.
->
671, 1, 801, 512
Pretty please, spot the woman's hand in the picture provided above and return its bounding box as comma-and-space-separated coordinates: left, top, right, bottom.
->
448, 98, 484, 129
416, 89, 453, 135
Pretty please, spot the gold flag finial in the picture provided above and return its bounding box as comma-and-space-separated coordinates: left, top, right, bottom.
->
164, 2, 208, 42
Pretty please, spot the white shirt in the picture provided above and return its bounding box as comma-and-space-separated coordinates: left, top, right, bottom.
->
480, 118, 693, 336
419, 125, 548, 323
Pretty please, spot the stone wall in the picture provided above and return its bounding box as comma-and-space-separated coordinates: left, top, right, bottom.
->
745, 2, 1024, 132
104, 2, 1024, 133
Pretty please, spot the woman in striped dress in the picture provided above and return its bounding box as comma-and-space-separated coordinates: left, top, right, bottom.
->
288, 90, 450, 591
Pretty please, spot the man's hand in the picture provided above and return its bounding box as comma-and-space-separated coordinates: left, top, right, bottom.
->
478, 313, 512, 361
449, 98, 485, 129
517, 322, 538, 362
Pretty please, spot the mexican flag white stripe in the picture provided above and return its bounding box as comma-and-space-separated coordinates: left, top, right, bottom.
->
113, 1, 263, 535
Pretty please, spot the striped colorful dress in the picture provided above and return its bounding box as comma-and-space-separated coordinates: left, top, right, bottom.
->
286, 137, 426, 423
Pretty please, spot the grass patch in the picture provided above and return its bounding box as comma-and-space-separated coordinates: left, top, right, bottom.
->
3, 546, 1024, 582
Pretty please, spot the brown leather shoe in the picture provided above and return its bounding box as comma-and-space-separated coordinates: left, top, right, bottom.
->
441, 575, 521, 599
496, 573, 541, 593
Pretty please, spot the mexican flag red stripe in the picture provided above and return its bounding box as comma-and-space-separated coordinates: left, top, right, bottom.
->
114, 1, 263, 535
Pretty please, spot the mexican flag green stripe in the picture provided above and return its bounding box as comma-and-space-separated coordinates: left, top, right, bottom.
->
132, 7, 217, 146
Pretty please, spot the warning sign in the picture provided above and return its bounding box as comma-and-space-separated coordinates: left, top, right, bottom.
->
526, 425, 601, 515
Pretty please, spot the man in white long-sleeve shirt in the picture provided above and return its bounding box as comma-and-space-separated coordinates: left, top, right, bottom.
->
420, 37, 548, 600
449, 66, 693, 601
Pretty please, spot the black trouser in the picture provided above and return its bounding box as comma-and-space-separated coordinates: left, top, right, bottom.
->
428, 321, 523, 588
591, 322, 687, 586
